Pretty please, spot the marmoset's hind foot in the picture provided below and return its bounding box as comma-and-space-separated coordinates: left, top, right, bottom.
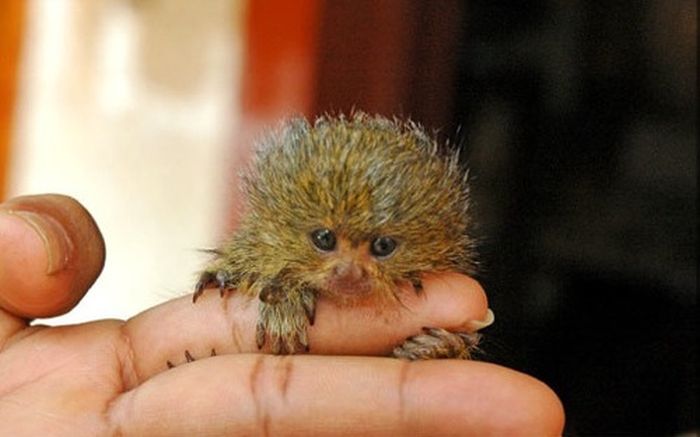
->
392, 327, 480, 360
193, 270, 237, 302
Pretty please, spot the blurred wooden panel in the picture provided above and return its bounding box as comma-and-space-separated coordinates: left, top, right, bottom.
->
240, 0, 463, 130
241, 0, 321, 121
0, 0, 25, 199
314, 0, 464, 130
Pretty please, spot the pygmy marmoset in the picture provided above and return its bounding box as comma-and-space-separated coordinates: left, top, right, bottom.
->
194, 113, 481, 360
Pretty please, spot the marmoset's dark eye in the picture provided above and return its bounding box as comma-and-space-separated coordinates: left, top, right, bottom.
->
370, 236, 397, 258
310, 228, 337, 252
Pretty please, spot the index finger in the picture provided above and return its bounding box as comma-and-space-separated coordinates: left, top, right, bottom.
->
123, 273, 491, 381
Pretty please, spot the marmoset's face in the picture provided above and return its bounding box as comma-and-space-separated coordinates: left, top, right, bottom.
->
251, 203, 465, 304
302, 226, 399, 299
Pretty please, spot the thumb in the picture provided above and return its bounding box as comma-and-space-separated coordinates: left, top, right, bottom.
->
0, 194, 105, 323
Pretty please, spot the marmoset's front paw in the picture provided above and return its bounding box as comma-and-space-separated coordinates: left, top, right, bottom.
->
392, 327, 480, 360
256, 286, 317, 354
193, 269, 239, 302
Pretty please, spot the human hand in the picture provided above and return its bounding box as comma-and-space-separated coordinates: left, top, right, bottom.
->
0, 194, 564, 435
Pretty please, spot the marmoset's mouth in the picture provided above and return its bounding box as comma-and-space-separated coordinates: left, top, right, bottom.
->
325, 275, 373, 296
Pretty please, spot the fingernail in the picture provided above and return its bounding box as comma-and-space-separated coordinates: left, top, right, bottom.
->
467, 308, 495, 331
1, 208, 73, 275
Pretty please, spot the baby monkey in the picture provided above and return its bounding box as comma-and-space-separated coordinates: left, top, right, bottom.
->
194, 113, 480, 360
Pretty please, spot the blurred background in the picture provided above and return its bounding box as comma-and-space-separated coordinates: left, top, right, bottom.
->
1, 0, 696, 435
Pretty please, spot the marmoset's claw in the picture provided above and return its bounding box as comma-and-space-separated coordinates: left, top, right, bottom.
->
194, 270, 235, 302
193, 271, 216, 303
256, 321, 266, 350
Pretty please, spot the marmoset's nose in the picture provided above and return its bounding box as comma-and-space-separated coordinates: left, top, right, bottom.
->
332, 261, 367, 281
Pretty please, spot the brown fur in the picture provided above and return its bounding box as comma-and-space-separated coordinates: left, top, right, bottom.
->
195, 112, 477, 356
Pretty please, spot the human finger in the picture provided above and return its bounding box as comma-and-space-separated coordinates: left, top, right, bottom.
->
0, 194, 105, 328
123, 273, 491, 381
108, 355, 564, 436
